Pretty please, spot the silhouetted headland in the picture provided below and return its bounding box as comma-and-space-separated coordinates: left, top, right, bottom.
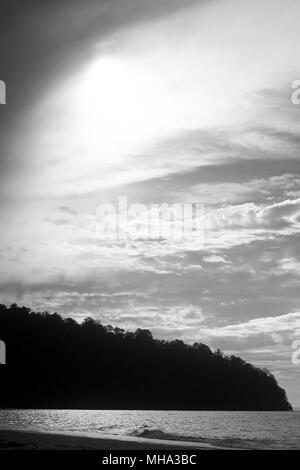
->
0, 304, 292, 411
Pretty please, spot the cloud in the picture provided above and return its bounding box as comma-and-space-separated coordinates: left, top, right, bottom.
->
206, 198, 300, 235
202, 255, 230, 264
2, 0, 298, 201
58, 206, 78, 216
202, 311, 300, 338
175, 173, 300, 206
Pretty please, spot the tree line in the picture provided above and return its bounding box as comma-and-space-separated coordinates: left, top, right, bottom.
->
0, 304, 292, 410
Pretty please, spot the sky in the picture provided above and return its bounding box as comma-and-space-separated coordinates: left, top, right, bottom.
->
0, 0, 300, 406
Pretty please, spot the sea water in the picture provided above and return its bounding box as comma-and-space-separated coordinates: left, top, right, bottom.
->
0, 409, 299, 449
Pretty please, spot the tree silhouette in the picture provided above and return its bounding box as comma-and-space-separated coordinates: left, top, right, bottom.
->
0, 304, 292, 411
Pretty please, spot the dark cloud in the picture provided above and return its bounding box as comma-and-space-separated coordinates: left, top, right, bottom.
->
58, 206, 78, 215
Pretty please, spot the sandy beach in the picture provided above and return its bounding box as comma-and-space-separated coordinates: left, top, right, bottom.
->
0, 429, 221, 450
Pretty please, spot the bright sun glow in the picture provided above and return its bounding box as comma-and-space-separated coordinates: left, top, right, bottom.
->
29, 52, 236, 192
76, 57, 161, 165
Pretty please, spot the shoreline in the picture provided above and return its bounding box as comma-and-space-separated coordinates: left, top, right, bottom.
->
0, 429, 227, 450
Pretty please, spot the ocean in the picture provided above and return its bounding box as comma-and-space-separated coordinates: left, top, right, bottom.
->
0, 409, 299, 449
